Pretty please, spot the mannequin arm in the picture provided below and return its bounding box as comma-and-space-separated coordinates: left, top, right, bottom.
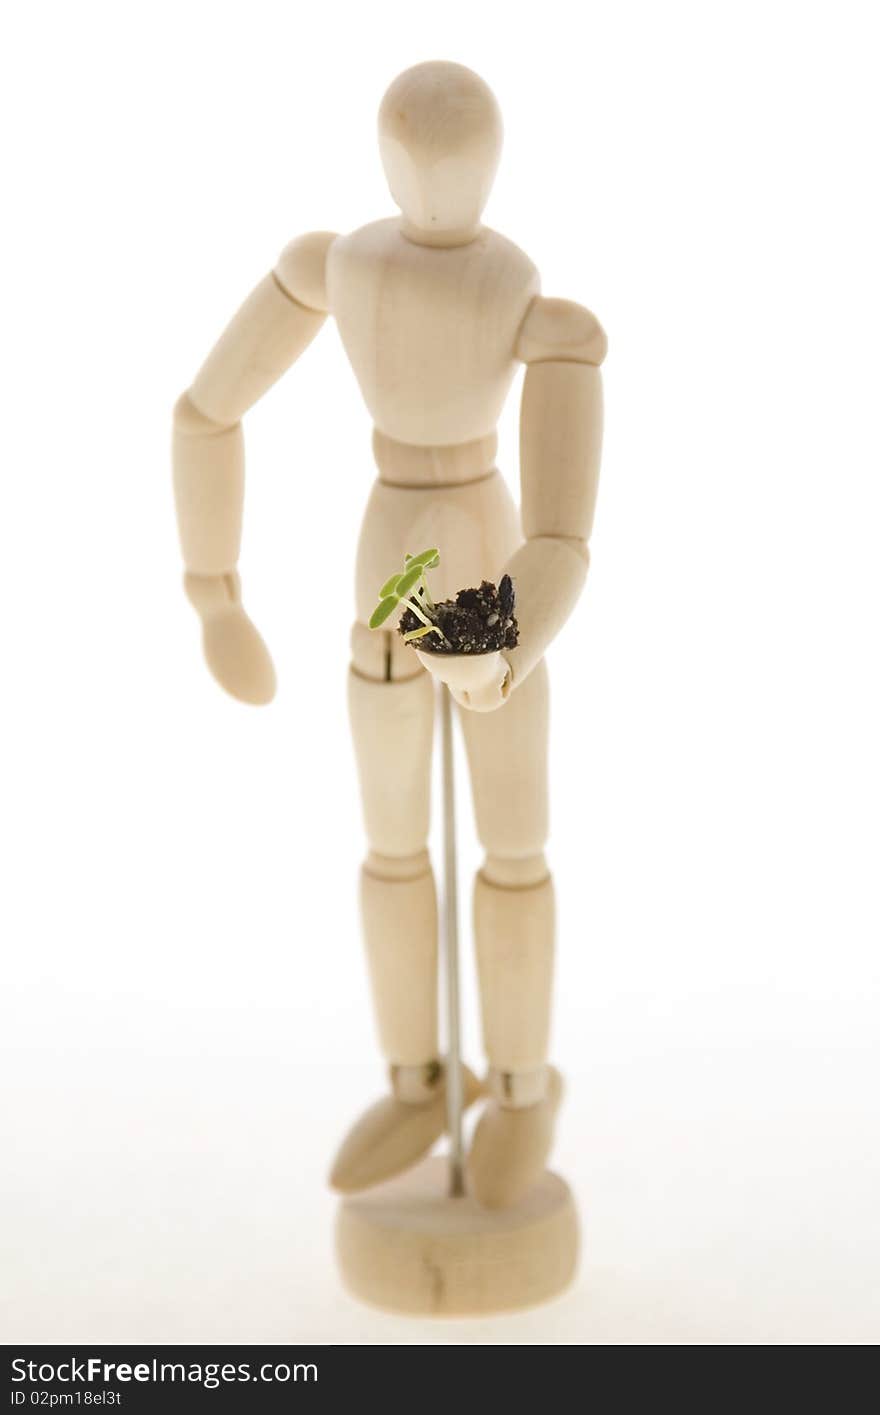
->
503, 295, 605, 691
415, 296, 605, 712
172, 231, 336, 702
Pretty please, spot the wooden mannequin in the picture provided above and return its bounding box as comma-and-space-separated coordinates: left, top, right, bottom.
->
173, 61, 604, 1307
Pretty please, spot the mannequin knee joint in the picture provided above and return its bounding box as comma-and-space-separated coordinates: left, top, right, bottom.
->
481, 852, 549, 888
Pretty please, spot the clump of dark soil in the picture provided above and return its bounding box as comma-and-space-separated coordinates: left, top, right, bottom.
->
399, 575, 519, 655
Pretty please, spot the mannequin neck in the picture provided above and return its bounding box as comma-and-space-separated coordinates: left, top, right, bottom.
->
399, 217, 483, 249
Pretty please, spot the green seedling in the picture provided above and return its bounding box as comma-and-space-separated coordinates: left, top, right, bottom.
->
368, 548, 447, 644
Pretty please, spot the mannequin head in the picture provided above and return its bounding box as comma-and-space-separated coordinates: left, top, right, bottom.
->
378, 61, 503, 246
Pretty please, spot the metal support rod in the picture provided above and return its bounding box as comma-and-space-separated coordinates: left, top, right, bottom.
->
440, 684, 465, 1198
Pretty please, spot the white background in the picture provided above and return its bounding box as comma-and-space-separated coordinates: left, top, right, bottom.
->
1, 0, 878, 1346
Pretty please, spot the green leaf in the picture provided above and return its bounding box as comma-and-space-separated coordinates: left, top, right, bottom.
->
378, 573, 402, 598
402, 624, 444, 643
369, 596, 399, 629
396, 564, 424, 597
406, 548, 440, 569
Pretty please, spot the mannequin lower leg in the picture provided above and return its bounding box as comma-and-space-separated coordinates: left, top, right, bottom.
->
476, 854, 555, 1108
360, 849, 438, 1078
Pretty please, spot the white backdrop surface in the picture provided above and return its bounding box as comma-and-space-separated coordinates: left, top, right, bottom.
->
1, 0, 878, 1345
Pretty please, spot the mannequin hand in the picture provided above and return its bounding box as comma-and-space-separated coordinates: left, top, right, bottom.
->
414, 647, 512, 713
184, 572, 276, 705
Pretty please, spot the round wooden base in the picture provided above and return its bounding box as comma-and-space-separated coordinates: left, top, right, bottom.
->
335, 1156, 578, 1317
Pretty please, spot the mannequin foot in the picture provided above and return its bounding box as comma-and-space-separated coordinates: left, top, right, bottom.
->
329, 1062, 483, 1194
468, 1067, 563, 1209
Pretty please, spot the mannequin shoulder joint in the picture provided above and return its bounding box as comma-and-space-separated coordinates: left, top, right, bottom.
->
274, 231, 338, 312
516, 295, 607, 366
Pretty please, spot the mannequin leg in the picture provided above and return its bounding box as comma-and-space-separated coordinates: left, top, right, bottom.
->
349, 621, 437, 1072
458, 659, 562, 1208
330, 623, 480, 1192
